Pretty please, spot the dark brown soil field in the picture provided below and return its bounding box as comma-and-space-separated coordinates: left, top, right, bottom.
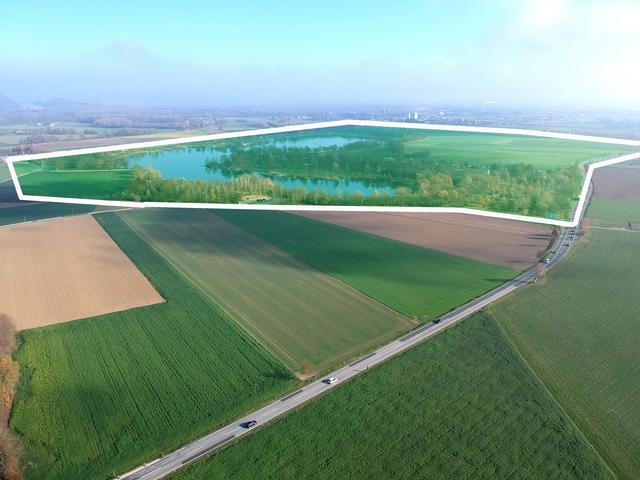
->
295, 212, 552, 270
592, 166, 640, 201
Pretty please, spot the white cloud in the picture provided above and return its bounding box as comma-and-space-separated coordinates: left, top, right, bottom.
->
439, 0, 640, 105
516, 0, 572, 33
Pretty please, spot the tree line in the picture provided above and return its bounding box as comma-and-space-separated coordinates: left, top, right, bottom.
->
122, 163, 580, 218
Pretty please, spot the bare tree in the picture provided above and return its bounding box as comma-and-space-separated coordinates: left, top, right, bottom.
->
534, 265, 548, 284
0, 314, 21, 480
0, 315, 16, 357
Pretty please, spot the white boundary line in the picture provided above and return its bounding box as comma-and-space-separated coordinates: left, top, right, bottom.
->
6, 120, 640, 228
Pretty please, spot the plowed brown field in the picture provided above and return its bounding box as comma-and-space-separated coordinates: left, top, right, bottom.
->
294, 211, 551, 269
0, 215, 163, 329
592, 166, 640, 201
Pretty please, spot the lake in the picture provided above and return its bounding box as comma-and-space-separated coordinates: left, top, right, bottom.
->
128, 134, 397, 196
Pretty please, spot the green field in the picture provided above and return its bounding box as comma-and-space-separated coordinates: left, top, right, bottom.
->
0, 202, 99, 226
174, 312, 612, 480
118, 208, 415, 374
217, 210, 518, 319
491, 229, 640, 479
15, 126, 635, 218
402, 130, 630, 169
10, 212, 294, 480
0, 162, 9, 181
587, 197, 640, 228
16, 169, 131, 199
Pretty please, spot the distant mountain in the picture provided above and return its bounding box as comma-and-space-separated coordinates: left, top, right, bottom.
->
38, 97, 81, 108
0, 94, 18, 111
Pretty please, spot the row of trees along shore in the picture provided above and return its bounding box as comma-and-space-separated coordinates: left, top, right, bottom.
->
122, 163, 581, 218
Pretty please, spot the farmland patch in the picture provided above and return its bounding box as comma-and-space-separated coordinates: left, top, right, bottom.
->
216, 210, 518, 319
119, 208, 415, 374
10, 212, 294, 480
0, 201, 99, 225
174, 313, 612, 480
0, 215, 162, 330
491, 229, 640, 480
592, 166, 640, 201
295, 211, 551, 269
0, 162, 9, 181
588, 165, 640, 228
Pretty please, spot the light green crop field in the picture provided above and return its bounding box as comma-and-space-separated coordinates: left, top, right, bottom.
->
10, 212, 294, 480
403, 131, 631, 170
16, 169, 132, 199
118, 208, 415, 375
491, 229, 640, 480
217, 210, 518, 319
587, 197, 640, 227
174, 312, 612, 480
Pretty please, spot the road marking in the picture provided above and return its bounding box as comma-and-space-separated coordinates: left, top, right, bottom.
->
179, 435, 236, 465
349, 352, 376, 367
399, 324, 433, 342
280, 389, 304, 402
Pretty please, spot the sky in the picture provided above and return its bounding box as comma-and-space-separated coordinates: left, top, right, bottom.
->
2, 0, 639, 107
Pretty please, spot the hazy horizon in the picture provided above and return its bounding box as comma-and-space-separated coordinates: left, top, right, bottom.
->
3, 0, 640, 108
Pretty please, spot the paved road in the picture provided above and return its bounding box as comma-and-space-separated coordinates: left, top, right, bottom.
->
116, 227, 576, 480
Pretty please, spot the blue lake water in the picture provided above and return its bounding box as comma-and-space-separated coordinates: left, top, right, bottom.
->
128, 136, 397, 196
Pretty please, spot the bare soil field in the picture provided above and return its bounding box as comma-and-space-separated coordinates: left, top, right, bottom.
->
0, 215, 163, 330
294, 211, 551, 269
592, 166, 640, 201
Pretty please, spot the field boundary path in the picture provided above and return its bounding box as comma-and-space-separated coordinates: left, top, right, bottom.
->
6, 120, 640, 228
114, 226, 576, 480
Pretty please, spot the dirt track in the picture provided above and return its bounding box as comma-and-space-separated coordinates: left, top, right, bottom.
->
593, 166, 640, 201
294, 211, 551, 269
0, 215, 163, 330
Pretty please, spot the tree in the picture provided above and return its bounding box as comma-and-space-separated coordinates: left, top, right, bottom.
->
534, 265, 548, 284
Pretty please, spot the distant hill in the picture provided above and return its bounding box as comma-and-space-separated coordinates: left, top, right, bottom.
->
0, 94, 18, 111
38, 97, 82, 108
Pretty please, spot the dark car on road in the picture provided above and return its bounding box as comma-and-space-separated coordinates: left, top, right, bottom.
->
242, 420, 258, 429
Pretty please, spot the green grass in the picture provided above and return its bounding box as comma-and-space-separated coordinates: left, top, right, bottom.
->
0, 202, 99, 226
587, 197, 640, 227
491, 229, 640, 480
118, 208, 415, 374
216, 210, 518, 319
174, 312, 612, 480
18, 169, 132, 199
10, 212, 294, 480
402, 130, 632, 170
